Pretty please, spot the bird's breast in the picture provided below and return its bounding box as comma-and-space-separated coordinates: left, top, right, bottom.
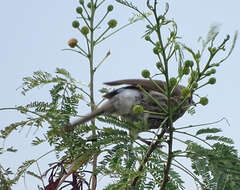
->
112, 89, 143, 115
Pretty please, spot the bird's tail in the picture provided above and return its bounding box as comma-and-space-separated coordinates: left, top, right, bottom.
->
63, 101, 114, 132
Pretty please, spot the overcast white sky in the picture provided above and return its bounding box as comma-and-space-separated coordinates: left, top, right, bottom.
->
1, 0, 240, 189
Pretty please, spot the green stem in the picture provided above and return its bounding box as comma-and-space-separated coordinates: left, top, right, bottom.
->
62, 48, 88, 57
174, 130, 213, 148
95, 20, 138, 45
95, 27, 111, 44
88, 1, 97, 189
137, 85, 168, 114
151, 2, 174, 189
173, 160, 204, 188
82, 3, 90, 20
94, 11, 109, 30
176, 117, 228, 130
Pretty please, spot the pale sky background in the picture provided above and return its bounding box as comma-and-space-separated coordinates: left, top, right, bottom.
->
0, 0, 240, 189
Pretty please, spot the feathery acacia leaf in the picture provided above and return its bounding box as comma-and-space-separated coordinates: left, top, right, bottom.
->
196, 128, 222, 135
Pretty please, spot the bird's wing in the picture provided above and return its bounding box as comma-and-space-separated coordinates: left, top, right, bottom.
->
104, 79, 166, 92
104, 79, 184, 96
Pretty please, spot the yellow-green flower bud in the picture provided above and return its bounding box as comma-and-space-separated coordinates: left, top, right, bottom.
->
76, 7, 83, 14
81, 26, 89, 35
170, 77, 177, 87
170, 31, 175, 37
184, 60, 194, 67
146, 25, 151, 29
107, 5, 114, 12
79, 0, 84, 5
108, 19, 117, 28
155, 42, 160, 47
183, 67, 190, 75
211, 47, 217, 53
174, 44, 180, 50
191, 71, 198, 79
200, 97, 208, 106
181, 87, 191, 98
153, 47, 159, 54
141, 69, 150, 78
195, 52, 201, 59
145, 35, 151, 41
205, 71, 212, 76
72, 20, 80, 28
210, 68, 216, 74
208, 77, 216, 85
68, 38, 78, 48
156, 61, 162, 69
192, 81, 198, 89
133, 105, 144, 114
87, 2, 92, 8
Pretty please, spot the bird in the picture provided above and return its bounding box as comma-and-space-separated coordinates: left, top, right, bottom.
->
64, 79, 193, 132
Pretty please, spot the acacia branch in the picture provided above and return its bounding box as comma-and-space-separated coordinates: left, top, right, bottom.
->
130, 118, 167, 187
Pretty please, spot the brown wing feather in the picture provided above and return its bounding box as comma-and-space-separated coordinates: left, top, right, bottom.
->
104, 79, 184, 96
104, 79, 166, 91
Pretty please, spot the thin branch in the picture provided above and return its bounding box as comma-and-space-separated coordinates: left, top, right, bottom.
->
174, 130, 213, 148
176, 117, 229, 130
62, 48, 88, 57
93, 50, 111, 72
130, 117, 168, 187
36, 161, 45, 188
173, 159, 204, 188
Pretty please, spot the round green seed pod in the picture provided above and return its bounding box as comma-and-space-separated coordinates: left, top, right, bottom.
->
200, 97, 208, 106
181, 87, 191, 98
153, 47, 159, 54
107, 5, 114, 12
156, 61, 162, 69
145, 35, 151, 41
72, 20, 80, 28
133, 105, 144, 114
183, 67, 190, 75
192, 81, 198, 89
210, 68, 216, 74
170, 31, 175, 37
195, 52, 201, 59
108, 19, 117, 28
208, 77, 216, 85
87, 2, 92, 8
141, 69, 150, 78
80, 26, 89, 35
79, 0, 84, 5
169, 77, 177, 87
184, 60, 194, 67
76, 7, 83, 14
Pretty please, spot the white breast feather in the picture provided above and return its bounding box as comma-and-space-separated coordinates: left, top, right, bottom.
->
113, 89, 141, 115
